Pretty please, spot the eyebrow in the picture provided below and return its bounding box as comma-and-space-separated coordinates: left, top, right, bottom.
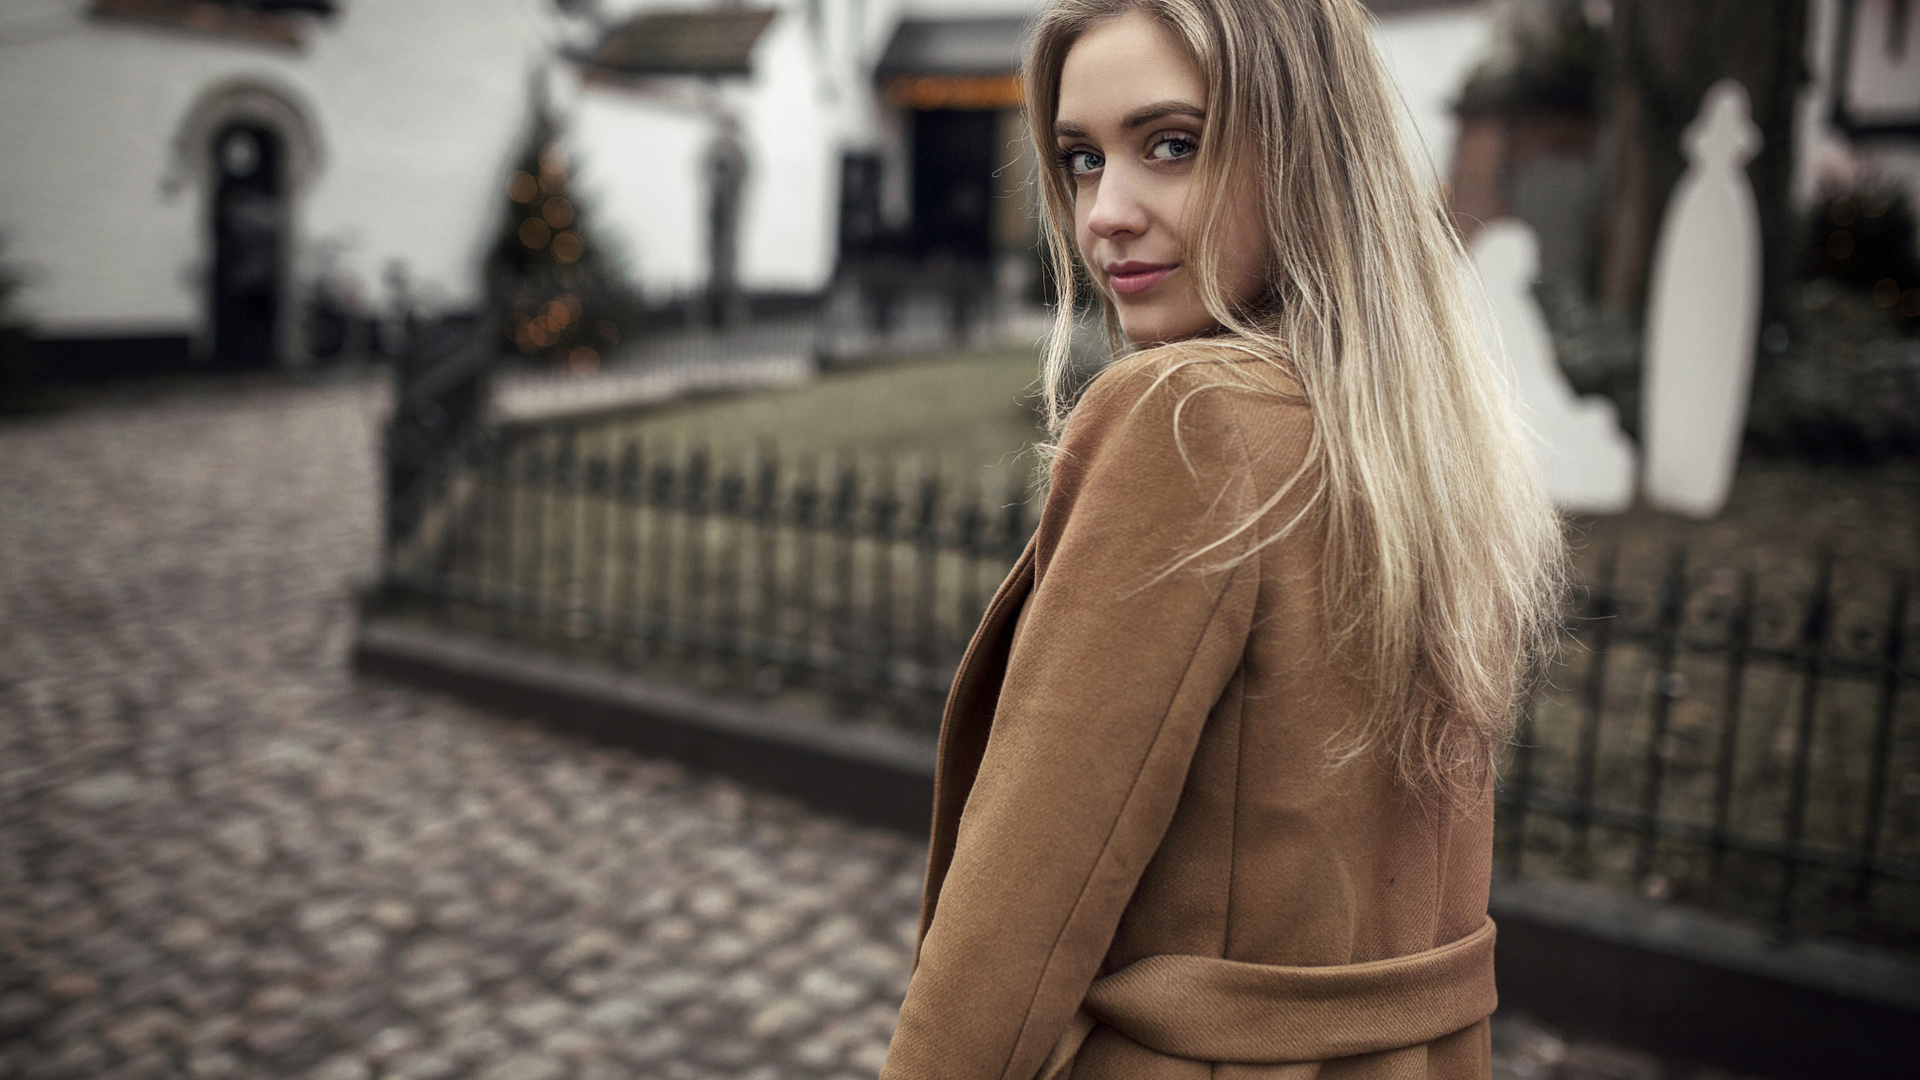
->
1053, 99, 1206, 140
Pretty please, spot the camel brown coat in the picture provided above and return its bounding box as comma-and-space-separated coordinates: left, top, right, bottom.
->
880, 344, 1498, 1080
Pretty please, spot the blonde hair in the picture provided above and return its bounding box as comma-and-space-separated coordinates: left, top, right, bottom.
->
1025, 0, 1565, 803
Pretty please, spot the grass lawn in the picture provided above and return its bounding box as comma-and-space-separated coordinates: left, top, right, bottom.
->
560, 346, 1051, 498
550, 342, 1920, 583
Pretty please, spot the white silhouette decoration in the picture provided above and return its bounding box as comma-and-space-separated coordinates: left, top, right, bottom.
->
1641, 79, 1764, 518
1471, 219, 1637, 513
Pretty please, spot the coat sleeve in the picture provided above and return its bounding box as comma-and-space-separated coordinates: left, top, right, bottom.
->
881, 356, 1272, 1080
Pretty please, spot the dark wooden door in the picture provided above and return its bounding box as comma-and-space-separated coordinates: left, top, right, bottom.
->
211, 123, 285, 368
911, 109, 996, 260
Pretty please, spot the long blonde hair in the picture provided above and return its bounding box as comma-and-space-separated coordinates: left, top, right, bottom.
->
1025, 0, 1565, 803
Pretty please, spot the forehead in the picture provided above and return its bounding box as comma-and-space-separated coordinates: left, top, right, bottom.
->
1056, 11, 1205, 128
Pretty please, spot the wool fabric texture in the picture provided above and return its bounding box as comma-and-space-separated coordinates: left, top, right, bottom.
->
880, 343, 1499, 1080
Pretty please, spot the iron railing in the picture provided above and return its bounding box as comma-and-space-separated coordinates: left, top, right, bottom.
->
383, 423, 1033, 726
1499, 548, 1918, 946
378, 410, 1920, 950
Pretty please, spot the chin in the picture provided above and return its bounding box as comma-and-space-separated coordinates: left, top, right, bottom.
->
1117, 307, 1216, 345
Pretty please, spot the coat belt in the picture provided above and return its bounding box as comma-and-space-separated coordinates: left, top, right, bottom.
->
1041, 917, 1497, 1072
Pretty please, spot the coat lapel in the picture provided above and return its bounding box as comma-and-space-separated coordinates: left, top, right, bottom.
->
914, 536, 1037, 955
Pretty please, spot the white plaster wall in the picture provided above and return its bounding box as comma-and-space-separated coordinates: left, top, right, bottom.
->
735, 11, 839, 291
0, 0, 556, 335
296, 0, 557, 314
568, 91, 711, 299
1371, 7, 1495, 180
1796, 0, 1920, 215
573, 0, 868, 297
0, 0, 1505, 337
0, 1, 206, 331
898, 0, 1037, 17
1843, 0, 1920, 116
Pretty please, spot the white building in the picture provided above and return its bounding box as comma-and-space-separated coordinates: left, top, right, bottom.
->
0, 0, 1498, 373
1798, 0, 1920, 215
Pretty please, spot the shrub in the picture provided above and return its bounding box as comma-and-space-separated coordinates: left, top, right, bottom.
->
1804, 181, 1920, 331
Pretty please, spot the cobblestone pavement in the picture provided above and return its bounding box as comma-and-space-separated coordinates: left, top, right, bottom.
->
1, 376, 1710, 1080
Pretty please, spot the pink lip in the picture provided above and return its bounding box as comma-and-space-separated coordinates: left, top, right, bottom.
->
1106, 261, 1175, 297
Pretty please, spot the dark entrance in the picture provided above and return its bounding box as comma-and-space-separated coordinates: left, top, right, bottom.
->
210, 123, 286, 368
910, 109, 997, 260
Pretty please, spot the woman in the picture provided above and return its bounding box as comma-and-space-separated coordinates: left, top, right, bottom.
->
882, 1, 1564, 1077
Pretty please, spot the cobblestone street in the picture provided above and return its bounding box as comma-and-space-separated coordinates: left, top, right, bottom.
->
1, 378, 921, 1080
0, 376, 1696, 1080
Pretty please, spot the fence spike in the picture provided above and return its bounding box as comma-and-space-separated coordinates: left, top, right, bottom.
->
1776, 549, 1835, 939
1855, 573, 1910, 903
1707, 568, 1756, 897
1570, 545, 1618, 876
1634, 546, 1689, 888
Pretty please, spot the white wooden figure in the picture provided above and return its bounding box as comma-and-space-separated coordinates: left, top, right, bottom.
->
1470, 219, 1637, 513
1641, 79, 1764, 519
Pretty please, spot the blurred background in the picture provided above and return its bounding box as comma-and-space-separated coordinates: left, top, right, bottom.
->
0, 2, 1916, 1079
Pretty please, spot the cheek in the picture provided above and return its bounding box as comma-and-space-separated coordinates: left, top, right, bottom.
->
1072, 198, 1095, 261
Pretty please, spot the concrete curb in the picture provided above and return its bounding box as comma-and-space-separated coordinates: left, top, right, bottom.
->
1490, 876, 1920, 1078
352, 617, 935, 834
352, 616, 1920, 1080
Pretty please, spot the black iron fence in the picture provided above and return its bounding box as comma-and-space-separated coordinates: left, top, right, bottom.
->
377, 410, 1920, 950
381, 422, 1034, 728
1500, 549, 1919, 947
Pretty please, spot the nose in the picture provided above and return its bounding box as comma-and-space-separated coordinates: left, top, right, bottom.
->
1085, 166, 1147, 239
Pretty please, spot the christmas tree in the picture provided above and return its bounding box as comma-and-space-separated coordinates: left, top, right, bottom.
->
485, 106, 630, 373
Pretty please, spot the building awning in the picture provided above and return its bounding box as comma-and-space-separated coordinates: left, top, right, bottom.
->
90, 0, 336, 48
877, 17, 1026, 77
583, 8, 777, 78
1363, 0, 1479, 14
876, 17, 1027, 109
869, 5, 1470, 110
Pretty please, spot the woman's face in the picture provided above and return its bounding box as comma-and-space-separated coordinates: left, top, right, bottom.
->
1054, 10, 1267, 344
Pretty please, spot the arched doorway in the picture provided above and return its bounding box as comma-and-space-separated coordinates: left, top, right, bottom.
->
171, 79, 322, 369
210, 123, 286, 368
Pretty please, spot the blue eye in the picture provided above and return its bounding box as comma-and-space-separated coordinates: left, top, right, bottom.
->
1057, 148, 1103, 176
1149, 135, 1198, 162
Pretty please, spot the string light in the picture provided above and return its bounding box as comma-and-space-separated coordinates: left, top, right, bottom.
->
498, 134, 611, 367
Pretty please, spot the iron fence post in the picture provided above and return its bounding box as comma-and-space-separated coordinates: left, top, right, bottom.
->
1776, 553, 1835, 938
1571, 548, 1619, 875
1856, 575, 1910, 904
1635, 547, 1689, 888
1708, 570, 1756, 897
